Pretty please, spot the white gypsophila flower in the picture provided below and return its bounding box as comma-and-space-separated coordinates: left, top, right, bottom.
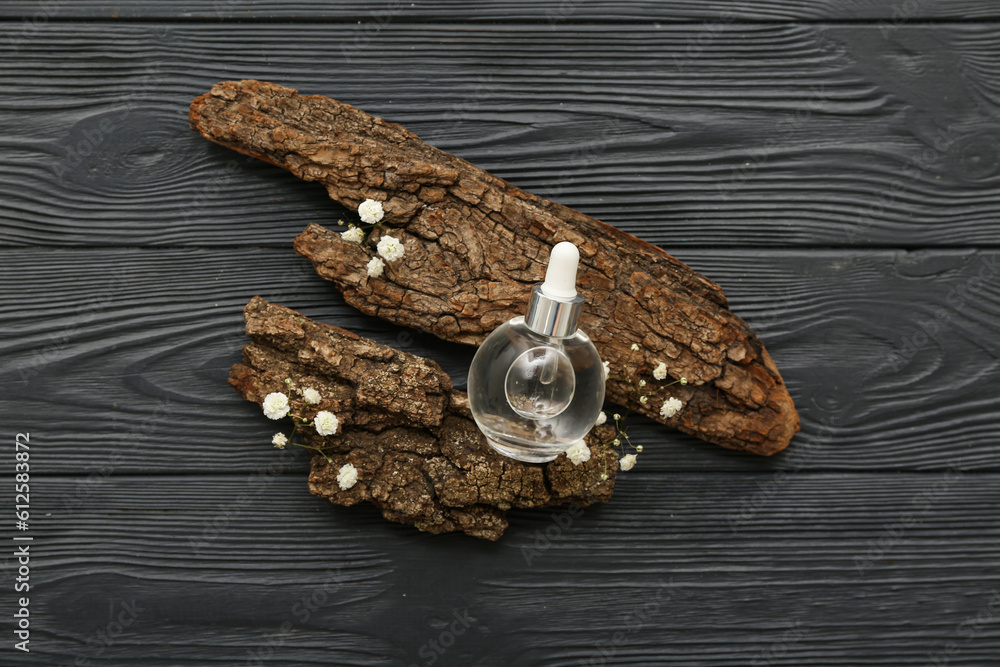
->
313, 410, 339, 436
660, 397, 683, 419
358, 198, 384, 225
367, 256, 385, 278
620, 454, 637, 471
565, 440, 591, 466
652, 361, 668, 381
638, 379, 646, 387
630, 343, 639, 352
376, 234, 405, 262
262, 392, 290, 420
639, 395, 648, 405
602, 361, 610, 379
337, 463, 359, 490
272, 432, 288, 449
301, 388, 321, 405
595, 411, 607, 426
680, 377, 688, 385
341, 225, 365, 244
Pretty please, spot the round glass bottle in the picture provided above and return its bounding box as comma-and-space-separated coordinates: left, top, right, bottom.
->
468, 243, 605, 462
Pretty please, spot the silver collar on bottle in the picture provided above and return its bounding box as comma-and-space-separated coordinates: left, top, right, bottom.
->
524, 284, 584, 338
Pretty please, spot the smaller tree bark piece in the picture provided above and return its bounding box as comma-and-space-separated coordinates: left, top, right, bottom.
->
229, 296, 616, 541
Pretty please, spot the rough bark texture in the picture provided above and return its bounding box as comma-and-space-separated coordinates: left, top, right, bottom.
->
193, 79, 799, 455
228, 296, 617, 540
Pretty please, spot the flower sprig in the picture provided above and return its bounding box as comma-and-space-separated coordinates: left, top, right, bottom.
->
565, 343, 688, 478
338, 198, 406, 277
263, 379, 358, 490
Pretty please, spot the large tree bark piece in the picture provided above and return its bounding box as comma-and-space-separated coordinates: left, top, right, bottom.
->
193, 80, 799, 455
228, 296, 616, 541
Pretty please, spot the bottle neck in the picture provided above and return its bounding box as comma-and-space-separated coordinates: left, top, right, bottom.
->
524, 284, 584, 338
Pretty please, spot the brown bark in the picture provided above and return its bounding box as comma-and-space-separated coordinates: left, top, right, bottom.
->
194, 80, 799, 455
229, 296, 617, 541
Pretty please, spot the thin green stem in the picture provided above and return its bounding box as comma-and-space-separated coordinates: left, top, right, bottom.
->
292, 442, 333, 465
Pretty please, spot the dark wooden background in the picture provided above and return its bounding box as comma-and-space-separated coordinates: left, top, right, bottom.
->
2, 1, 999, 665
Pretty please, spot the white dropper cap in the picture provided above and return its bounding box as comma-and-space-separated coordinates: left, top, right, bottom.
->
540, 241, 579, 299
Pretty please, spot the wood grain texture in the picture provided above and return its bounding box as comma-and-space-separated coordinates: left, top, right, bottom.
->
2, 7, 999, 665
3, 1, 1000, 21
2, 24, 999, 247
8, 473, 999, 666
2, 247, 997, 474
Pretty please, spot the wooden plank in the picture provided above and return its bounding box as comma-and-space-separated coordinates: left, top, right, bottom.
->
10, 473, 1000, 665
2, 24, 999, 247
3, 247, 997, 474
3, 1, 1000, 22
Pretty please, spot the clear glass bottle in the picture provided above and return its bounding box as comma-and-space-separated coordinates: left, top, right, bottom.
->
468, 242, 605, 462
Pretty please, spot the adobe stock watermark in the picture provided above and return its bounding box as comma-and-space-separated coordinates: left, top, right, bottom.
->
846, 124, 959, 243
853, 463, 965, 575
341, 0, 407, 63
579, 577, 682, 666
541, 118, 625, 201
923, 588, 1000, 667
672, 8, 846, 72
6, 0, 63, 54
717, 84, 828, 201
189, 449, 296, 555
725, 312, 895, 534
878, 252, 999, 374
751, 620, 806, 666
441, 75, 499, 130
712, 29, 850, 202
521, 502, 584, 566
17, 265, 131, 386
54, 62, 164, 184
671, 8, 743, 69
180, 156, 256, 226
72, 598, 145, 666
63, 398, 173, 514
725, 438, 821, 533
407, 609, 477, 667
878, 0, 926, 39
211, 0, 242, 18
244, 566, 345, 666
544, 0, 584, 28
